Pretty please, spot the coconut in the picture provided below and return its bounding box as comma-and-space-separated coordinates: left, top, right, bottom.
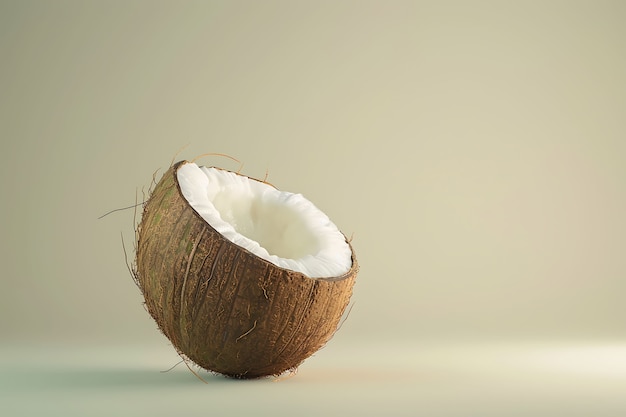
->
134, 160, 357, 379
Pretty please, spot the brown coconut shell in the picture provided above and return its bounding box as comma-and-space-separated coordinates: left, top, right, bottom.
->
134, 161, 357, 379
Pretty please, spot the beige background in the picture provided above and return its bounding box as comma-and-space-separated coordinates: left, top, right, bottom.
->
1, 1, 625, 416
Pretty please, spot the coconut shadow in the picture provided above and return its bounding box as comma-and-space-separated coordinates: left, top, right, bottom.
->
0, 367, 257, 392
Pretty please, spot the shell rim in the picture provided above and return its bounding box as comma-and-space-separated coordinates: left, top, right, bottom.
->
172, 160, 358, 282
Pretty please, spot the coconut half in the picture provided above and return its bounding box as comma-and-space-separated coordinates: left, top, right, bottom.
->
135, 161, 357, 378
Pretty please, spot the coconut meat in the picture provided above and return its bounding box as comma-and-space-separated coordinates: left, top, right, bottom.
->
176, 162, 352, 278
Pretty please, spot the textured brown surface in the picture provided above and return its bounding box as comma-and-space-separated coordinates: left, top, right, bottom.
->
135, 161, 358, 378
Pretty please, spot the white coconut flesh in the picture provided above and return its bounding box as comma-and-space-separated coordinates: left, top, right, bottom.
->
176, 162, 352, 278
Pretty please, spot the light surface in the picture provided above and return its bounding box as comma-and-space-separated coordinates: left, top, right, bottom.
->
1, 341, 625, 416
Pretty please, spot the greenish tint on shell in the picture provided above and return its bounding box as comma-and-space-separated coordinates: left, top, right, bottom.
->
135, 161, 358, 379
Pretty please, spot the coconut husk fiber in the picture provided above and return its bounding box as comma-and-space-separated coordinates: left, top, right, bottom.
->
134, 161, 358, 379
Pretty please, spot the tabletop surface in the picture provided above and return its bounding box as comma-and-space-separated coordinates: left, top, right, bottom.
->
2, 340, 625, 417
